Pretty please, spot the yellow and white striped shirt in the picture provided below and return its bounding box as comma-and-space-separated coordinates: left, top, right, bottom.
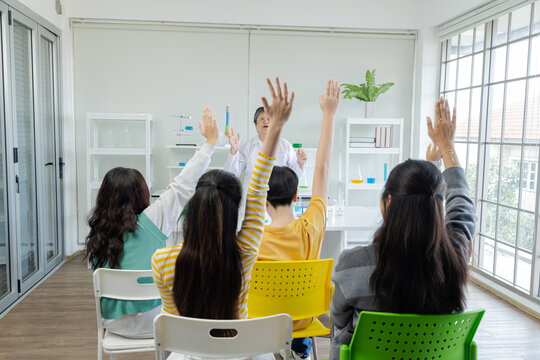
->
151, 152, 275, 318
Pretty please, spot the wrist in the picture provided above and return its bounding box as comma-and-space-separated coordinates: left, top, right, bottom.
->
267, 123, 284, 133
322, 110, 337, 118
437, 143, 454, 153
230, 148, 238, 155
205, 139, 217, 146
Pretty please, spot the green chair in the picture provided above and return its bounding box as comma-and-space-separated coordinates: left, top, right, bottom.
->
340, 310, 485, 360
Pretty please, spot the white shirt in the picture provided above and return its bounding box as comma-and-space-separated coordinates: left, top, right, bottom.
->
225, 136, 305, 186
145, 143, 214, 244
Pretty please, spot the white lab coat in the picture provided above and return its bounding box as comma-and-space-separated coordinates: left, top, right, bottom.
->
224, 136, 305, 223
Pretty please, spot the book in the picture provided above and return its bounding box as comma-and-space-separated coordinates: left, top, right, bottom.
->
375, 126, 392, 148
350, 136, 375, 143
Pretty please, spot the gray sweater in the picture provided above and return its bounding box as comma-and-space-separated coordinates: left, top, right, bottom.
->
330, 166, 476, 359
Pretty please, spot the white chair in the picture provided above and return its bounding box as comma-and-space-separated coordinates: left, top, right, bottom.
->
153, 313, 293, 360
93, 268, 161, 360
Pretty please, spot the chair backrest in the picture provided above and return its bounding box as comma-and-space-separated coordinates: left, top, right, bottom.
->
93, 268, 160, 301
247, 259, 333, 320
92, 268, 161, 335
342, 310, 485, 360
153, 314, 293, 359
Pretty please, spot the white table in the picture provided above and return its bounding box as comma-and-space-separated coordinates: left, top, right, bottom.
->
321, 206, 382, 265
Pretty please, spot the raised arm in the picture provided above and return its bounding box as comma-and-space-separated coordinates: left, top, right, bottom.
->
312, 79, 341, 200
235, 77, 294, 318
427, 98, 475, 256
260, 77, 293, 158
144, 107, 219, 237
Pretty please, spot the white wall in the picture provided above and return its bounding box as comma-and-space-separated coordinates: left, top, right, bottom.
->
12, 0, 502, 255
17, 0, 64, 29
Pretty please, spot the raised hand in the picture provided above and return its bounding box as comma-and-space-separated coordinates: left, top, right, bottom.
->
261, 77, 295, 129
319, 79, 341, 115
427, 97, 459, 167
228, 127, 241, 155
426, 143, 441, 162
199, 106, 219, 146
296, 148, 308, 168
427, 97, 456, 152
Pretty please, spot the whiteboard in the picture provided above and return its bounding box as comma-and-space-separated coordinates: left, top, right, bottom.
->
73, 24, 416, 243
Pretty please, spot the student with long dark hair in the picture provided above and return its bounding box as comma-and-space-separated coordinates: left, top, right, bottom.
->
152, 77, 294, 322
330, 98, 476, 359
85, 107, 219, 338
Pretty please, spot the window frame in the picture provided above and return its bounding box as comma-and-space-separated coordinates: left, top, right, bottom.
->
439, 1, 540, 304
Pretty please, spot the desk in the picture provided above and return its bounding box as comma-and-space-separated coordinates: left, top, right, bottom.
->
321, 206, 382, 264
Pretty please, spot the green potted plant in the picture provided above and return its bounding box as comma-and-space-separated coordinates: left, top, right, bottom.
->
342, 69, 394, 117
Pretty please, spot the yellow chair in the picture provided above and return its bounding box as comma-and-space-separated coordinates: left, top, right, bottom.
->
247, 259, 334, 360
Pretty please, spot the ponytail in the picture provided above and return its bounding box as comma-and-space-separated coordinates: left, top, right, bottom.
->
173, 170, 243, 319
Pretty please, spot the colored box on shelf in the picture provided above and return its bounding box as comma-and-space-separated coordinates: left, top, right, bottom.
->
292, 143, 303, 148
366, 178, 375, 184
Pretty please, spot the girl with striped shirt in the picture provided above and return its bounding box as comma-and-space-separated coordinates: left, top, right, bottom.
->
152, 77, 294, 322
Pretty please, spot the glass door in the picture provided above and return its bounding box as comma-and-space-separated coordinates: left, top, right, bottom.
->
9, 10, 41, 293
37, 26, 62, 273
0, 2, 16, 314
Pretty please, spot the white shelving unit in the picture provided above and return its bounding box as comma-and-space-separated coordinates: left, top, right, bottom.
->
344, 117, 403, 204
338, 117, 403, 249
86, 112, 154, 212
163, 144, 233, 189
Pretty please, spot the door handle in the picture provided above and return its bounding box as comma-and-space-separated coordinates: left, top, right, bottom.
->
45, 162, 53, 166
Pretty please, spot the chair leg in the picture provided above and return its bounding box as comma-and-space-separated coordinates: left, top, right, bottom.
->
312, 337, 318, 360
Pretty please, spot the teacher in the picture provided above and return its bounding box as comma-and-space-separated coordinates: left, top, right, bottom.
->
224, 106, 307, 219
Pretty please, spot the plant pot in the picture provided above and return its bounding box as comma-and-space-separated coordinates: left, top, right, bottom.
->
364, 102, 376, 118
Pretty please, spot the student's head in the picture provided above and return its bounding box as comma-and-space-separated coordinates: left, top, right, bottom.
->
370, 159, 468, 314
173, 170, 243, 319
266, 166, 299, 213
85, 167, 150, 269
253, 106, 270, 140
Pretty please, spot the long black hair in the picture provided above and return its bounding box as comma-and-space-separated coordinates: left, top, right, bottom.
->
85, 167, 150, 269
370, 160, 469, 314
173, 170, 243, 319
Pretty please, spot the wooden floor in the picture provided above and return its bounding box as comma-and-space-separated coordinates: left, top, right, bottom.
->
0, 254, 539, 359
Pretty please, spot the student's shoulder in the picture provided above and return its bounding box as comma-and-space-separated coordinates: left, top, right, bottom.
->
335, 243, 377, 272
152, 245, 182, 262
309, 195, 327, 208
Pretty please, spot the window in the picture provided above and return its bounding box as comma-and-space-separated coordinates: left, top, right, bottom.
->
440, 1, 540, 298
514, 159, 538, 191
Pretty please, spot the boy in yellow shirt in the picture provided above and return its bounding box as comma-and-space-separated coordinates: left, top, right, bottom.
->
258, 79, 341, 360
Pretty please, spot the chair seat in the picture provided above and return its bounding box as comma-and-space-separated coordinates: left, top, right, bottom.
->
293, 318, 330, 338
102, 330, 155, 352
